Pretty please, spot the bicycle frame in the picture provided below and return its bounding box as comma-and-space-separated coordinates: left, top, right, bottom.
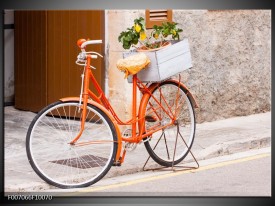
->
60, 54, 198, 164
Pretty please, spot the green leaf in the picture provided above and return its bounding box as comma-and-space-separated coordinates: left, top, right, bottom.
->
118, 32, 126, 42
132, 37, 138, 44
124, 34, 132, 41
123, 41, 129, 46
123, 44, 131, 49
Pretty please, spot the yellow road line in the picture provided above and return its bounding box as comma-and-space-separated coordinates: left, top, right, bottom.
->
67, 153, 270, 194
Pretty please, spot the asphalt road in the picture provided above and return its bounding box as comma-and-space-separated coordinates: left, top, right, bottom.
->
51, 147, 271, 197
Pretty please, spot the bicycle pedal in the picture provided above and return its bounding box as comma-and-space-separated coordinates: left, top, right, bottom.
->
145, 115, 158, 122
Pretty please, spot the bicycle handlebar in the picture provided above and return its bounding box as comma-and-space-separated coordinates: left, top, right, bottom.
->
77, 39, 102, 49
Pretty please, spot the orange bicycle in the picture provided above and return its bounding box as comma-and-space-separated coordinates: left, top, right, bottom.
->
26, 39, 198, 189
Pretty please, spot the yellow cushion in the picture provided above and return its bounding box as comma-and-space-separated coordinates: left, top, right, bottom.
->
117, 53, 150, 78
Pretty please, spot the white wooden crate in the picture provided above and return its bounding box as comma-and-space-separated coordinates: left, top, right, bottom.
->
123, 38, 193, 83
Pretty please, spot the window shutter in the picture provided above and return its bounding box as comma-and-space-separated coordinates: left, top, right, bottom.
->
145, 10, 172, 29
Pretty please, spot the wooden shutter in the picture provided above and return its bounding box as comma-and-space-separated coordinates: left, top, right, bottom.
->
145, 10, 172, 29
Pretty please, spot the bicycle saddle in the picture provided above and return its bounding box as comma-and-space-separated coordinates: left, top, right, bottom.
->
117, 53, 150, 78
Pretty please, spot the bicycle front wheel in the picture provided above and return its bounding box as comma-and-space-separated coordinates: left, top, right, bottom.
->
26, 101, 117, 188
143, 81, 196, 167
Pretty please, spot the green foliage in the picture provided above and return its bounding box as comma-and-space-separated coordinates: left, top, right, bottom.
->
118, 17, 183, 50
152, 22, 183, 40
118, 17, 145, 49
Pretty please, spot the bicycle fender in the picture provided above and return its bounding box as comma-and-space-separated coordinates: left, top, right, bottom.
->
143, 80, 199, 108
60, 97, 122, 162
166, 79, 199, 108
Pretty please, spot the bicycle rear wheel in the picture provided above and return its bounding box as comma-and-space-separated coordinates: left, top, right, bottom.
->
143, 81, 196, 167
26, 101, 117, 188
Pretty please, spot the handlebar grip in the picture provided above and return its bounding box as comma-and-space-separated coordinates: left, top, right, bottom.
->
77, 39, 102, 49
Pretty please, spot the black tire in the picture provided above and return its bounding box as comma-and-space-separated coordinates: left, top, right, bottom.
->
143, 81, 196, 167
26, 101, 117, 188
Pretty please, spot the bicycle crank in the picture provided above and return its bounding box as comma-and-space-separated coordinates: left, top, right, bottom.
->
122, 128, 137, 152
124, 142, 137, 152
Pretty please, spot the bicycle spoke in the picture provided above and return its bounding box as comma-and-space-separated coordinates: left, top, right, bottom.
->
54, 107, 71, 135
27, 101, 117, 188
144, 82, 195, 167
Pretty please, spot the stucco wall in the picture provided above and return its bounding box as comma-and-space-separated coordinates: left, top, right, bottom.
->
107, 10, 144, 126
107, 10, 271, 123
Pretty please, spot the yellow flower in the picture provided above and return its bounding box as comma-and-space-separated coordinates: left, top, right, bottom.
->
135, 24, 141, 33
153, 33, 159, 39
172, 29, 176, 35
140, 31, 147, 40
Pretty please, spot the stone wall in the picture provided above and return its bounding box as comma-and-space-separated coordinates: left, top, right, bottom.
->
107, 10, 271, 123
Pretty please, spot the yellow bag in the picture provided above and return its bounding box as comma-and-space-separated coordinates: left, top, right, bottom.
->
117, 53, 150, 78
